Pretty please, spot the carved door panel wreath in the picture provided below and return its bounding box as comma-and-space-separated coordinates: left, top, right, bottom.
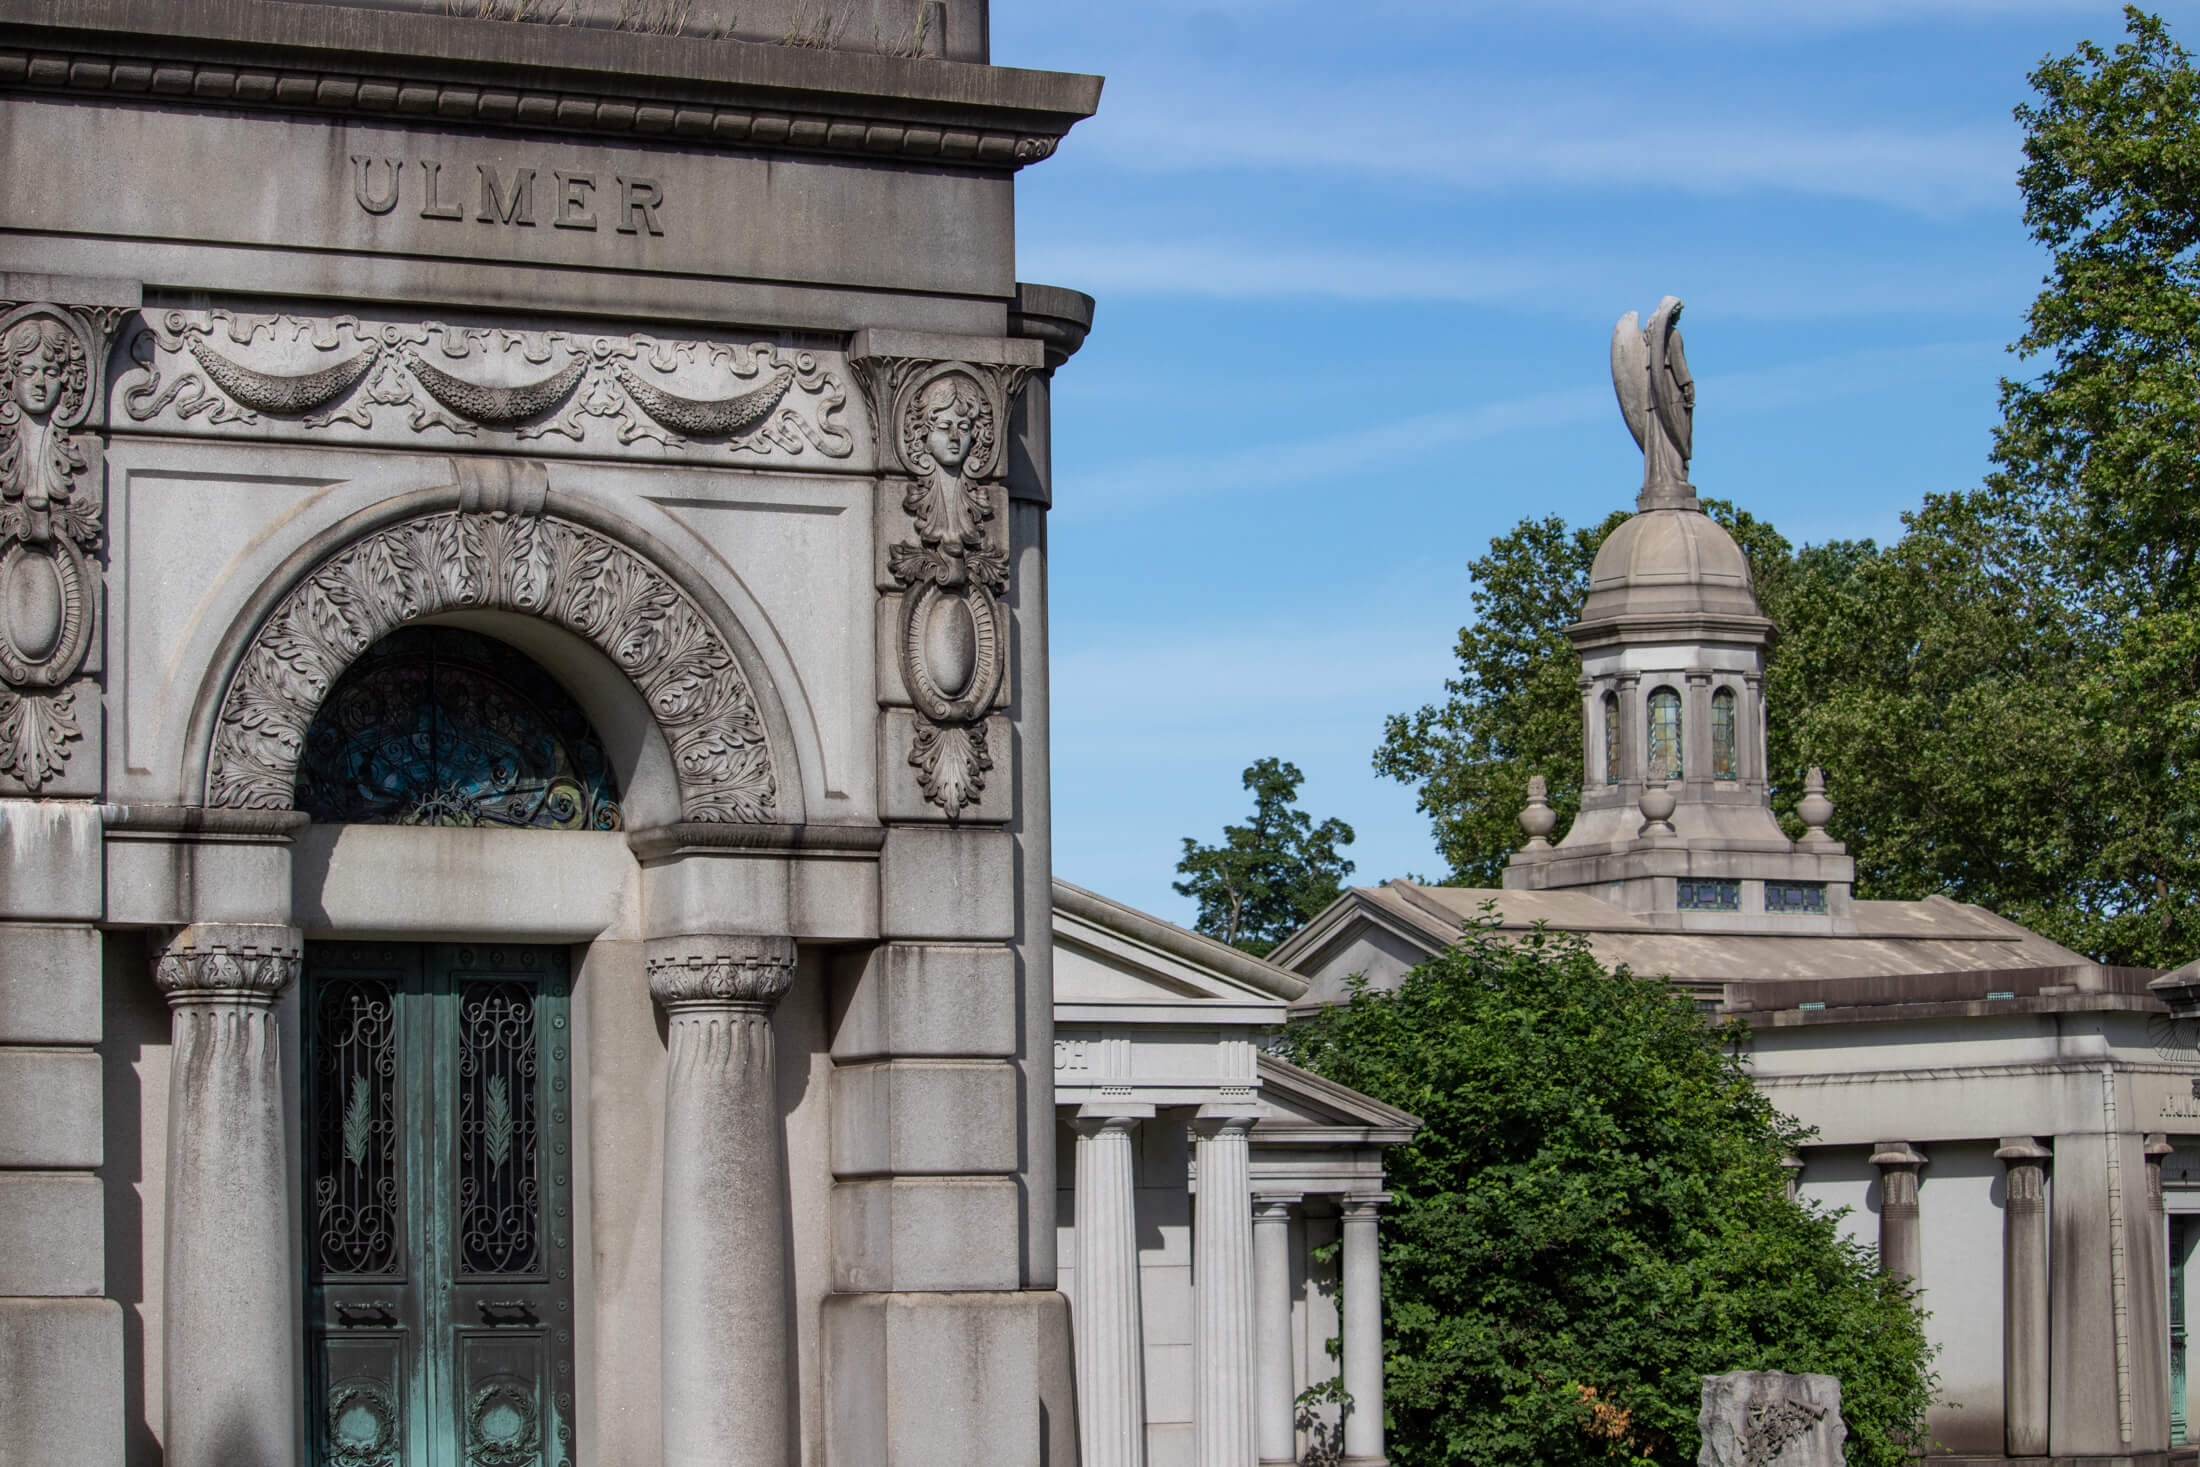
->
305, 943, 575, 1467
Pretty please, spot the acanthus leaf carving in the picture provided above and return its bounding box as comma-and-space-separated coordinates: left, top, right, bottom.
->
123, 311, 858, 465
209, 510, 777, 823
0, 298, 127, 792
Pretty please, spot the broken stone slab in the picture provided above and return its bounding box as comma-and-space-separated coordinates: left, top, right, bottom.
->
1698, 1371, 1846, 1467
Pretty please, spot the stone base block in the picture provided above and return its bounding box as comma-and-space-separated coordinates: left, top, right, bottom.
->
0, 1172, 102, 1294
0, 1296, 123, 1466
831, 1059, 1020, 1176
878, 827, 1014, 940
831, 942, 1018, 1061
823, 1289, 1075, 1467
831, 1177, 1021, 1291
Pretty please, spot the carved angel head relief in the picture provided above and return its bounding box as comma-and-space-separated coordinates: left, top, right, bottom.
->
3, 316, 86, 422
900, 369, 996, 483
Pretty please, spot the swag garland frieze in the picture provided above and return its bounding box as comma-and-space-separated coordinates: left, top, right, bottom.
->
122, 310, 859, 464
0, 298, 128, 791
854, 355, 1029, 820
209, 509, 777, 823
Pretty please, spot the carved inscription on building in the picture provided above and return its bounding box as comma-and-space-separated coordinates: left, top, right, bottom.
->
350, 156, 665, 236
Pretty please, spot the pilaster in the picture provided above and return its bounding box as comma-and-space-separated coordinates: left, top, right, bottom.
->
1998, 1137, 2050, 1458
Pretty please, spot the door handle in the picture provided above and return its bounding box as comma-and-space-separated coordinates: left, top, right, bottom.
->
479, 1298, 538, 1326
334, 1300, 396, 1327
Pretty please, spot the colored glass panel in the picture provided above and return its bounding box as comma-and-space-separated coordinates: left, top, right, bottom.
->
1602, 691, 1621, 784
297, 627, 621, 830
1647, 687, 1682, 781
1765, 881, 1828, 914
1711, 687, 1738, 781
1677, 879, 1740, 912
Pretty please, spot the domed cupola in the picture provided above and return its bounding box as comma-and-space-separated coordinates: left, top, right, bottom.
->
1504, 299, 1854, 927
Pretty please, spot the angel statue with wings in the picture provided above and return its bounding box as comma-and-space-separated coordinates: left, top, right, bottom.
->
1611, 295, 1695, 505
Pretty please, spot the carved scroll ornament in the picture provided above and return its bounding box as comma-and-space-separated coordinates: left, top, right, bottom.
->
124, 311, 855, 462
209, 510, 777, 822
0, 300, 125, 790
854, 357, 1028, 819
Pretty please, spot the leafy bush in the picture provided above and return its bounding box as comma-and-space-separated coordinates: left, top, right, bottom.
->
1277, 915, 1936, 1467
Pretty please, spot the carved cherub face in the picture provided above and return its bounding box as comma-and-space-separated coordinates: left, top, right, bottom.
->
4, 320, 82, 420
916, 377, 985, 477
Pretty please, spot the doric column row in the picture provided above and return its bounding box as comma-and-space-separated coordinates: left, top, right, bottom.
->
1193, 1110, 1260, 1467
1074, 1105, 1152, 1467
648, 934, 797, 1467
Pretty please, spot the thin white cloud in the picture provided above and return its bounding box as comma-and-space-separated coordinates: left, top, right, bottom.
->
1069, 87, 2017, 216
1018, 238, 2029, 319
1057, 338, 2001, 513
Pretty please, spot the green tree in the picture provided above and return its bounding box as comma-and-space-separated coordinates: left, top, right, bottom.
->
1278, 916, 1935, 1467
1175, 757, 1356, 954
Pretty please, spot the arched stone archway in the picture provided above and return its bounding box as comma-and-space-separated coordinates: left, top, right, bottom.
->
206, 504, 780, 822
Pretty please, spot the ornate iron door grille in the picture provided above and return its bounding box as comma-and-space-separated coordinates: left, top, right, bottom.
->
305, 943, 576, 1467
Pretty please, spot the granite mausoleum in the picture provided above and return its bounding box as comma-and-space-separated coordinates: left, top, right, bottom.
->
0, 2, 1109, 1463
1273, 299, 2200, 1467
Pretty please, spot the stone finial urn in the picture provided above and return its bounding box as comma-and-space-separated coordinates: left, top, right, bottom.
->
1639, 783, 1677, 833
1797, 766, 1835, 835
1518, 774, 1557, 848
1698, 1371, 1845, 1467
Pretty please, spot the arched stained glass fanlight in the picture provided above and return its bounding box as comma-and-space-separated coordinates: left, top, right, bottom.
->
1711, 686, 1739, 781
1602, 690, 1621, 784
1646, 686, 1683, 782
296, 627, 622, 829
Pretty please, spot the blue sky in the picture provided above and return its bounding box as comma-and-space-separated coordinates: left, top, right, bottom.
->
992, 1, 2199, 926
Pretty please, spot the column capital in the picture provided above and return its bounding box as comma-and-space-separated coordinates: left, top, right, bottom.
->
1252, 1195, 1297, 1220
1996, 1136, 2052, 1163
1071, 1101, 1153, 1138
1341, 1192, 1392, 1219
1869, 1139, 1927, 1169
646, 933, 796, 1009
1191, 1103, 1266, 1139
153, 921, 301, 1004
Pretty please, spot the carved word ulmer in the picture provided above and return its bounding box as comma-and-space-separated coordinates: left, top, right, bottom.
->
351, 156, 665, 236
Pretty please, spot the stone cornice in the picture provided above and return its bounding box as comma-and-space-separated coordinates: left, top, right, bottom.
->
0, 0, 1101, 172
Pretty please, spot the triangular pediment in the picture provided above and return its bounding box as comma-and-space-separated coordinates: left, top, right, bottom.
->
1053, 879, 1306, 1014
1255, 1052, 1421, 1135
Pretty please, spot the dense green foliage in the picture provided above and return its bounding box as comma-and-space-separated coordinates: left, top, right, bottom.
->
1376, 10, 2200, 966
1278, 920, 1936, 1467
1175, 757, 1356, 954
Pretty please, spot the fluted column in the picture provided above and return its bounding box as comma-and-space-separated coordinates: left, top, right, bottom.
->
1253, 1197, 1297, 1466
1194, 1110, 1259, 1467
1871, 1140, 1927, 1285
1999, 1137, 2051, 1456
1341, 1194, 1389, 1466
649, 935, 798, 1467
155, 922, 303, 1467
1073, 1104, 1153, 1467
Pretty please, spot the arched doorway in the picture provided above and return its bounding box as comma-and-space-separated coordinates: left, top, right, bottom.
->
299, 628, 601, 1467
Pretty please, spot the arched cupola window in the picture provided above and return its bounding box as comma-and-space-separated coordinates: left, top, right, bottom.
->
296, 627, 623, 829
1602, 690, 1621, 785
1711, 686, 1739, 781
1646, 686, 1683, 782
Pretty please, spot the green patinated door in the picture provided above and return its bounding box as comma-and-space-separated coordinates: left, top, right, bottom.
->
304, 942, 577, 1467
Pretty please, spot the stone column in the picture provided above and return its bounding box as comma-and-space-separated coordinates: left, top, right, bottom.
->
1252, 1196, 1297, 1466
1073, 1104, 1153, 1467
1194, 1109, 1259, 1467
155, 921, 303, 1467
648, 935, 798, 1467
1998, 1137, 2051, 1457
1871, 1140, 1927, 1284
1341, 1194, 1390, 1466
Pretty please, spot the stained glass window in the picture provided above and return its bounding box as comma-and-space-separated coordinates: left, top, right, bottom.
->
297, 627, 622, 829
1711, 687, 1738, 781
1602, 691, 1621, 784
1765, 881, 1828, 914
1647, 687, 1683, 782
1678, 878, 1740, 912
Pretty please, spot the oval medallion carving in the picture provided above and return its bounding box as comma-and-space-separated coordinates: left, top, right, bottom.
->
923, 592, 979, 699
3, 546, 63, 661
899, 580, 1001, 725
0, 539, 90, 688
